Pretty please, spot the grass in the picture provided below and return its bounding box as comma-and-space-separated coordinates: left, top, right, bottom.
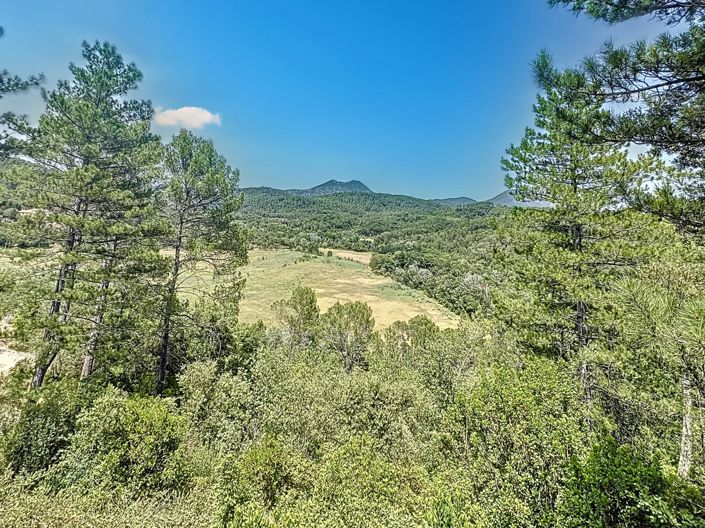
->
0, 247, 459, 336
236, 249, 458, 329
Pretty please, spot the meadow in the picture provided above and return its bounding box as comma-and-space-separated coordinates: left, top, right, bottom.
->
184, 248, 459, 329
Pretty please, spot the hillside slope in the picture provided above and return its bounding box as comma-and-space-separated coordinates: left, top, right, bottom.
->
286, 179, 373, 196
484, 189, 551, 209
430, 197, 477, 205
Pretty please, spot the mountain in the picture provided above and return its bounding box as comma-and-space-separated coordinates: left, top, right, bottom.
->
241, 180, 550, 209
430, 197, 477, 206
242, 180, 482, 206
484, 190, 551, 209
286, 179, 373, 196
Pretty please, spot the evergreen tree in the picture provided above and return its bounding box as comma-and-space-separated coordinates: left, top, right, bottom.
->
154, 129, 246, 395
500, 89, 662, 352
0, 26, 43, 158
498, 89, 675, 430
540, 1, 705, 234
4, 41, 160, 388
615, 256, 705, 480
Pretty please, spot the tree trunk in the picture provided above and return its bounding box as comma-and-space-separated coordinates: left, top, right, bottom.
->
32, 198, 85, 389
81, 240, 117, 380
80, 277, 110, 380
575, 299, 588, 349
32, 260, 78, 389
31, 353, 56, 389
156, 312, 171, 395
156, 223, 183, 395
678, 370, 693, 479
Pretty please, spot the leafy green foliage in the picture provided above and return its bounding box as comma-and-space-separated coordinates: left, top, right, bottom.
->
559, 436, 705, 527
52, 387, 188, 493
1, 378, 89, 474
178, 360, 252, 449
319, 301, 374, 372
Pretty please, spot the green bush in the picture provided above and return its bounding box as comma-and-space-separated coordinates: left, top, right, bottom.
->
52, 387, 188, 493
1, 378, 89, 475
339, 371, 436, 460
285, 435, 430, 527
218, 435, 311, 526
558, 436, 705, 527
178, 360, 253, 450
435, 357, 585, 526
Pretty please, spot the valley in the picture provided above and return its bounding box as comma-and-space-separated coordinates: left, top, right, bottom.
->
2, 4, 704, 526
237, 249, 458, 329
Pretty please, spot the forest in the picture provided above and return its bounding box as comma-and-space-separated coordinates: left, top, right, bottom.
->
1, 1, 705, 526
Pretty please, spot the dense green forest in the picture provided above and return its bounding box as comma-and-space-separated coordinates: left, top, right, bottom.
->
1, 1, 705, 526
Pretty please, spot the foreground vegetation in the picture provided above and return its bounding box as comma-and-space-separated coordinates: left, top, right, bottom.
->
1, 1, 705, 526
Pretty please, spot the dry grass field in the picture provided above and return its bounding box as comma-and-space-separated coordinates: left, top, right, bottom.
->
238, 249, 458, 329
319, 248, 372, 265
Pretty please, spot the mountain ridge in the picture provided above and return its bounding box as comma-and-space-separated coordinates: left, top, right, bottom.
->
429, 197, 477, 205
286, 179, 373, 196
241, 179, 547, 208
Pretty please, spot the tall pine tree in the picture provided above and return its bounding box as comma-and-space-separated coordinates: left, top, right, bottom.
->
5, 41, 160, 388
154, 129, 246, 394
498, 88, 675, 429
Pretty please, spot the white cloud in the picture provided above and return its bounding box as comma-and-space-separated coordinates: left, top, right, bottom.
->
154, 106, 221, 129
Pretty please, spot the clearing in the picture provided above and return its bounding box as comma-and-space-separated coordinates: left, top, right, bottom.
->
235, 249, 458, 329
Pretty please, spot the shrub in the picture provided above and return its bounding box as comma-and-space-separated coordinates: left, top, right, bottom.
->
218, 435, 311, 525
288, 435, 430, 527
53, 387, 188, 493
178, 360, 252, 450
558, 436, 705, 527
1, 378, 89, 475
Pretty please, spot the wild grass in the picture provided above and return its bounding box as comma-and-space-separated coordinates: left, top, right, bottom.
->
184, 249, 459, 329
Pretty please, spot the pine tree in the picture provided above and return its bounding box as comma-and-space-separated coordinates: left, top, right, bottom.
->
539, 1, 705, 234
154, 129, 246, 394
4, 41, 160, 387
0, 26, 43, 158
615, 256, 705, 480
498, 89, 675, 428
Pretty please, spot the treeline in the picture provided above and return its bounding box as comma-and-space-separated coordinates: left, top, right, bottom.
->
236, 186, 493, 253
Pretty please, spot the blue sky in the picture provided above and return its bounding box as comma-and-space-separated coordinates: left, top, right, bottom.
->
1, 1, 664, 199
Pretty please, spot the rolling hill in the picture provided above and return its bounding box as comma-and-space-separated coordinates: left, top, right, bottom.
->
242, 179, 547, 209
430, 197, 477, 205
285, 179, 373, 196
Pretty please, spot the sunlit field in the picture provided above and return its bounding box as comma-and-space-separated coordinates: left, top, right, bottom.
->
182, 248, 459, 329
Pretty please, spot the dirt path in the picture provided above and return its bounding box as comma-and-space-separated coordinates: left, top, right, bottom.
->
0, 342, 27, 374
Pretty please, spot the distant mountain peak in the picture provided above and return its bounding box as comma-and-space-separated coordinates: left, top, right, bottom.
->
484, 189, 551, 209
287, 179, 373, 196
